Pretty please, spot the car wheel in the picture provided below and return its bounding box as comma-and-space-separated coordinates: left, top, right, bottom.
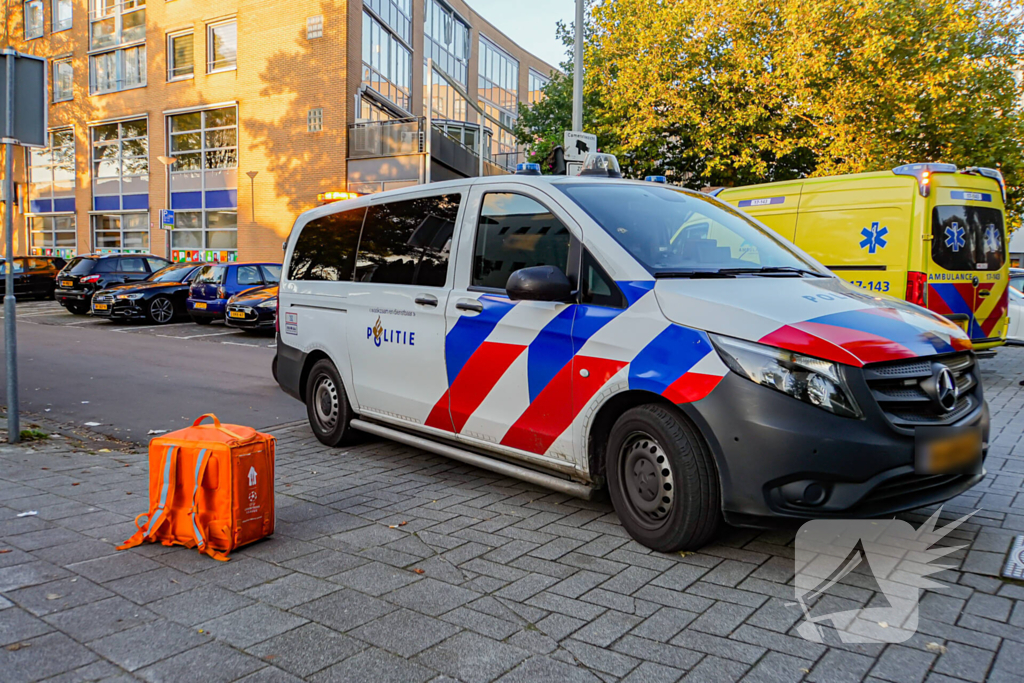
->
148, 296, 175, 324
606, 404, 721, 552
305, 359, 352, 447
192, 316, 212, 325
65, 301, 89, 315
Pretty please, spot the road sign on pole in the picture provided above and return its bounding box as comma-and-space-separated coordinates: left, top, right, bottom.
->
160, 209, 175, 230
2, 50, 48, 443
563, 131, 598, 162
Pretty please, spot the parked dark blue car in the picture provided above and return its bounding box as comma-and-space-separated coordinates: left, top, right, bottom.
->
187, 262, 282, 324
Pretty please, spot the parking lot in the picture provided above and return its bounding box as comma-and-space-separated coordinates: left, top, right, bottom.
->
0, 349, 1023, 682
2, 300, 275, 350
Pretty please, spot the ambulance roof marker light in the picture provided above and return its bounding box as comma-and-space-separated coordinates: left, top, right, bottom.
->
645, 175, 668, 183
515, 162, 542, 176
892, 163, 957, 197
579, 153, 623, 178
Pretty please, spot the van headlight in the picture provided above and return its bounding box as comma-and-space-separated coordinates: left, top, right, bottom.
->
709, 334, 862, 418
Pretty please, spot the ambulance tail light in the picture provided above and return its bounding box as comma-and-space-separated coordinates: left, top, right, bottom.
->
906, 271, 927, 307
892, 163, 957, 197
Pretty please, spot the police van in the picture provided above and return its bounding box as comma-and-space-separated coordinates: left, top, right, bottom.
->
717, 164, 1009, 350
275, 156, 986, 551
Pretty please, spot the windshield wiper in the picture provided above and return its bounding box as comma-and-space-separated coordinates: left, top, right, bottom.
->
715, 266, 830, 278
654, 270, 737, 279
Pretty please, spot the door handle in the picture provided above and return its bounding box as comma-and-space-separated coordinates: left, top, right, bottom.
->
456, 299, 484, 313
415, 294, 438, 307
977, 289, 991, 298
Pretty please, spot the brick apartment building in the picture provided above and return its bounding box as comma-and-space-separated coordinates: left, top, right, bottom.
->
1, 0, 556, 263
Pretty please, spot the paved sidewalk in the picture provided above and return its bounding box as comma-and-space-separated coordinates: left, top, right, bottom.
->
2, 349, 1024, 682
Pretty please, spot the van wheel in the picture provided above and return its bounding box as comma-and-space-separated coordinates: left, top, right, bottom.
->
606, 404, 720, 552
65, 301, 89, 315
305, 359, 352, 447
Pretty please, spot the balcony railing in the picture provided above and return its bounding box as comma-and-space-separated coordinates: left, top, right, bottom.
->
349, 118, 425, 159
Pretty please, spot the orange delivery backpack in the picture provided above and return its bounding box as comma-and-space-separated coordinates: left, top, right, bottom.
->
118, 414, 275, 561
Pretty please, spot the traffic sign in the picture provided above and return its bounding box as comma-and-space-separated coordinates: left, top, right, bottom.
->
0, 50, 47, 147
563, 131, 598, 162
566, 161, 583, 177
160, 209, 175, 230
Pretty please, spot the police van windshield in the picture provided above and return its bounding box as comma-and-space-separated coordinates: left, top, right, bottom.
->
931, 206, 1005, 272
557, 183, 823, 277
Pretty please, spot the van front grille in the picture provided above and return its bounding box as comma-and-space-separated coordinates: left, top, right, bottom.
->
863, 352, 979, 429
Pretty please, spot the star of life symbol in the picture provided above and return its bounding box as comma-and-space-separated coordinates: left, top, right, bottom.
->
247, 467, 257, 487
859, 222, 888, 254
984, 225, 1000, 253
793, 508, 973, 644
945, 222, 966, 252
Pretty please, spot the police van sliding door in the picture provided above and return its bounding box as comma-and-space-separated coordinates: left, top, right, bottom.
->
344, 191, 463, 428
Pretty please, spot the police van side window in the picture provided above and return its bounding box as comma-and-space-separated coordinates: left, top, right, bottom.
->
289, 208, 366, 281
354, 194, 460, 287
473, 193, 572, 290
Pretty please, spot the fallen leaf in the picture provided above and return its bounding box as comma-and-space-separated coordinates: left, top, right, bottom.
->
413, 568, 425, 574
170, 579, 179, 584
399, 521, 407, 527
264, 655, 277, 661
799, 669, 810, 674
126, 492, 133, 495
40, 467, 49, 470
98, 448, 111, 453
197, 629, 204, 634
926, 642, 947, 654
0, 549, 11, 554
878, 621, 888, 628
45, 594, 60, 601
72, 483, 80, 486
6, 643, 29, 651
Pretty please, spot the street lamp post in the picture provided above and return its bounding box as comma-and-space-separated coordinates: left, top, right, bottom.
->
572, 0, 584, 132
157, 156, 176, 259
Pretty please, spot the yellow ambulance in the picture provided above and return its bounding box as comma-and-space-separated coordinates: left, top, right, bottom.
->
716, 164, 1009, 350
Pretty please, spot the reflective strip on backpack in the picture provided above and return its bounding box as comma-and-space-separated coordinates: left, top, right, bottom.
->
147, 446, 176, 536
191, 449, 210, 547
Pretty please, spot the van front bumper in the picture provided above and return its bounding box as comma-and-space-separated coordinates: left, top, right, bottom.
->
680, 371, 987, 525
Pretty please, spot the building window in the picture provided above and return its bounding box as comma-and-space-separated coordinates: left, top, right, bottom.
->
53, 59, 74, 102
528, 69, 549, 105
91, 213, 149, 253
307, 15, 323, 39
362, 11, 411, 112
425, 65, 467, 123
168, 31, 194, 80
307, 108, 323, 133
52, 0, 72, 32
90, 0, 145, 50
30, 216, 77, 258
364, 0, 411, 43
478, 37, 520, 169
90, 45, 146, 94
91, 118, 149, 217
424, 0, 469, 86
168, 107, 238, 257
27, 129, 76, 216
24, 0, 44, 39
358, 97, 398, 123
208, 20, 237, 73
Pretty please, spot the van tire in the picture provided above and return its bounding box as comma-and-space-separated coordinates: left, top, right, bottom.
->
305, 359, 352, 447
66, 301, 89, 315
606, 404, 720, 552
193, 316, 212, 325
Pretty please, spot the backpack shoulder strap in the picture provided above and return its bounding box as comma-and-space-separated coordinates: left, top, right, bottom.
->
118, 445, 178, 551
190, 449, 230, 562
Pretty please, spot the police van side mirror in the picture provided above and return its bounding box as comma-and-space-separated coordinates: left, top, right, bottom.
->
506, 266, 574, 303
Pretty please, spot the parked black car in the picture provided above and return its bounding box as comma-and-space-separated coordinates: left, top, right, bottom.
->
92, 263, 210, 324
0, 256, 67, 299
56, 254, 170, 314
225, 285, 278, 332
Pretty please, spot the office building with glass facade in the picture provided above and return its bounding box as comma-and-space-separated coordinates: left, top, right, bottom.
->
2, 0, 555, 262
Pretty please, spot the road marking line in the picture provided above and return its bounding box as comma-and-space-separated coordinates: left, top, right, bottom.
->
116, 323, 192, 332
156, 331, 238, 340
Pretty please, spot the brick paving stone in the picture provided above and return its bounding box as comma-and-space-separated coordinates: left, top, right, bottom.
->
497, 655, 604, 683
148, 583, 255, 627
350, 608, 459, 656
679, 655, 749, 683
413, 631, 530, 683
135, 641, 267, 683
311, 646, 435, 683
931, 642, 995, 683
246, 622, 366, 678
0, 630, 98, 680
292, 588, 396, 632
42, 595, 157, 642
0, 605, 54, 646
740, 652, 814, 683
87, 619, 208, 671
198, 603, 308, 648
383, 577, 480, 616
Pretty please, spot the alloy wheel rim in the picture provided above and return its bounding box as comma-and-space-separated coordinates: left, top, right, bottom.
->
619, 432, 675, 527
313, 375, 339, 430
152, 298, 173, 323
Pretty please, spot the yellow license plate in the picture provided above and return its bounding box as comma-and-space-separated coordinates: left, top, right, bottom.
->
194, 302, 207, 310
93, 303, 108, 311
917, 429, 981, 474
61, 280, 73, 288
229, 311, 246, 319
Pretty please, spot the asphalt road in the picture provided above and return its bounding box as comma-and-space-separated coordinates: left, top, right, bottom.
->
0, 305, 307, 443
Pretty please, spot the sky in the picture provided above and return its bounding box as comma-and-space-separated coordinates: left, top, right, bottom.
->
466, 0, 572, 68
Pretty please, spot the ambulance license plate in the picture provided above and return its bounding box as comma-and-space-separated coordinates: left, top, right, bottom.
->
93, 303, 108, 311
229, 311, 246, 319
915, 426, 982, 475
194, 302, 207, 310
61, 280, 73, 288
